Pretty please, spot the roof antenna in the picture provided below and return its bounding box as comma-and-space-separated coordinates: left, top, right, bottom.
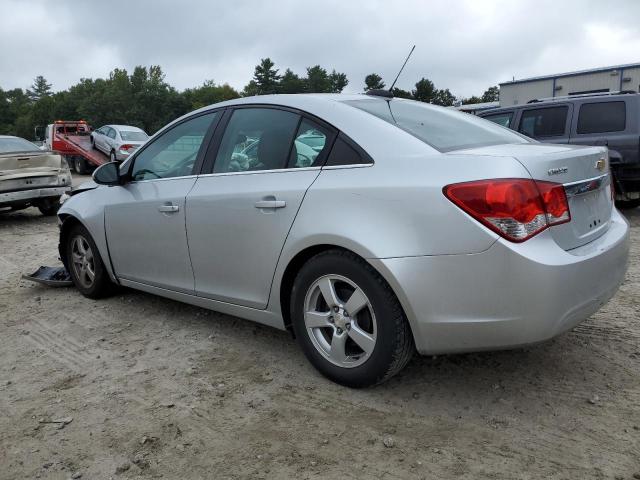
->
389, 45, 416, 92
366, 45, 416, 99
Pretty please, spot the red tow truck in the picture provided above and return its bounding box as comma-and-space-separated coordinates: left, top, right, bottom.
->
38, 120, 109, 174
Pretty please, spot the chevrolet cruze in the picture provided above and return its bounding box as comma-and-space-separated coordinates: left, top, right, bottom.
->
58, 93, 630, 387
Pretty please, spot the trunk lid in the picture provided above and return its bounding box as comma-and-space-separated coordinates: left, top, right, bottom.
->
456, 143, 613, 250
0, 151, 65, 192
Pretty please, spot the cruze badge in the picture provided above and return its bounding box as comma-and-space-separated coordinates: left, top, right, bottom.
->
595, 158, 606, 171
548, 167, 568, 176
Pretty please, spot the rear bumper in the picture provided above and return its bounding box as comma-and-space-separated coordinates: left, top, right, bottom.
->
372, 208, 630, 355
0, 186, 68, 206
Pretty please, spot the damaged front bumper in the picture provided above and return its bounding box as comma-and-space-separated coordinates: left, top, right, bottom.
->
22, 266, 73, 287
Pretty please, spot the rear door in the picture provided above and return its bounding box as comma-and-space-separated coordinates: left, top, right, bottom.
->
517, 104, 573, 144
106, 127, 117, 153
186, 106, 335, 308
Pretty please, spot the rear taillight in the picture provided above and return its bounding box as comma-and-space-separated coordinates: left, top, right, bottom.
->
443, 179, 570, 242
120, 144, 135, 151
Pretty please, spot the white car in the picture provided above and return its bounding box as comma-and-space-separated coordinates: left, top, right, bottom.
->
90, 125, 149, 162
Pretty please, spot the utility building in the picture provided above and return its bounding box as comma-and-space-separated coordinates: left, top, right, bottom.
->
499, 62, 640, 106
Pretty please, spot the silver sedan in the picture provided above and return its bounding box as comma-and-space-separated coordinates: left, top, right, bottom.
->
58, 94, 629, 387
90, 125, 149, 162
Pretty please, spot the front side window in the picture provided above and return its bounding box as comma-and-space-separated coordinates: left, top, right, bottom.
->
518, 107, 568, 138
577, 101, 626, 134
482, 112, 513, 128
343, 99, 529, 152
213, 108, 300, 173
131, 112, 217, 181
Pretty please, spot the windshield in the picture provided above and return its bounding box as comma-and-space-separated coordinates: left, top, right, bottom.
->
120, 130, 148, 141
0, 137, 42, 154
343, 99, 531, 152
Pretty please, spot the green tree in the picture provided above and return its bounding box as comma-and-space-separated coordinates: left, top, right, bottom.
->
279, 69, 306, 94
250, 58, 281, 95
461, 95, 483, 105
26, 75, 52, 101
481, 85, 500, 102
412, 78, 436, 103
183, 80, 240, 109
364, 73, 385, 91
242, 80, 260, 97
305, 65, 332, 93
392, 87, 413, 99
432, 88, 456, 107
328, 70, 348, 93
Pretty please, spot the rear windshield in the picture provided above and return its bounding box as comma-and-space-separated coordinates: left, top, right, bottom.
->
0, 137, 41, 154
343, 99, 530, 152
120, 130, 148, 141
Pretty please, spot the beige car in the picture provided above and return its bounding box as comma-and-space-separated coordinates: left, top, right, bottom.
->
0, 135, 72, 216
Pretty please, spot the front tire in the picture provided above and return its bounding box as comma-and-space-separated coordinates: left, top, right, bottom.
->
66, 224, 115, 299
290, 250, 414, 387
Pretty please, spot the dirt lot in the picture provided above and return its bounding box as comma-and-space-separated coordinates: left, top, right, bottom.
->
1, 175, 639, 480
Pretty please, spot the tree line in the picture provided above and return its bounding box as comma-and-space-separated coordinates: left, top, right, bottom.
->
0, 58, 499, 140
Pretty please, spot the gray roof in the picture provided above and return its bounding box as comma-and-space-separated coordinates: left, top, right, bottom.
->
500, 62, 640, 86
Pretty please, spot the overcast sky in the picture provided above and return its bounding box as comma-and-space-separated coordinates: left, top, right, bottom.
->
2, 0, 640, 98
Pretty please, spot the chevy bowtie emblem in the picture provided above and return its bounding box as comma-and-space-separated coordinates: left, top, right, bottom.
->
595, 158, 606, 171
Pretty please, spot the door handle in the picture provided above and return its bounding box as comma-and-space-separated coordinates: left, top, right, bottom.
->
158, 203, 180, 213
254, 199, 286, 209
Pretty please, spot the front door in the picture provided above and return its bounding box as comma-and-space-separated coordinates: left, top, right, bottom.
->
186, 107, 334, 308
105, 111, 219, 292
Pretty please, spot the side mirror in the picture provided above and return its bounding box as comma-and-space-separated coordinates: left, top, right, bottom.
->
93, 161, 121, 186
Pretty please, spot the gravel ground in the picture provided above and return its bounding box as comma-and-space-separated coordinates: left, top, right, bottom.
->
1, 175, 639, 479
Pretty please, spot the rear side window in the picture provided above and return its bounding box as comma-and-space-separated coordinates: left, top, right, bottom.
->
519, 107, 568, 138
482, 112, 513, 128
287, 118, 333, 168
577, 101, 626, 134
325, 134, 372, 166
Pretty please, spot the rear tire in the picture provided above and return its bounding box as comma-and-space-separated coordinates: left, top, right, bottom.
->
110, 151, 116, 163
65, 224, 116, 299
74, 157, 89, 175
616, 198, 640, 210
290, 250, 414, 388
37, 198, 59, 216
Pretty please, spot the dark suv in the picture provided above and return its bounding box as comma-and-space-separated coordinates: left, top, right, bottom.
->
479, 92, 640, 208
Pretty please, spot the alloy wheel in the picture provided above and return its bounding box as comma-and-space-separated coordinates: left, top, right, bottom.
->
303, 274, 377, 368
70, 235, 96, 289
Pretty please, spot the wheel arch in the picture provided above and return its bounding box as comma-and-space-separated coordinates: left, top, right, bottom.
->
278, 244, 416, 345
58, 213, 118, 283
